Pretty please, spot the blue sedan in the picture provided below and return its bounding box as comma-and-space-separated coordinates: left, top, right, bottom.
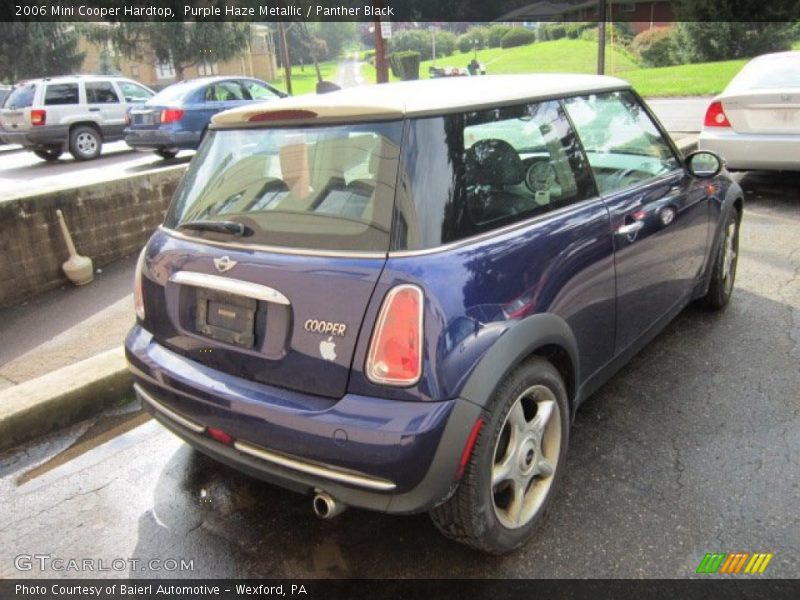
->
124, 76, 287, 159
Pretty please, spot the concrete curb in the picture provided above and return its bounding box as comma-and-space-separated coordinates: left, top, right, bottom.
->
0, 346, 132, 452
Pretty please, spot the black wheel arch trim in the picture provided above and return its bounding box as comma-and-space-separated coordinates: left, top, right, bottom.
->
459, 313, 580, 416
695, 180, 744, 298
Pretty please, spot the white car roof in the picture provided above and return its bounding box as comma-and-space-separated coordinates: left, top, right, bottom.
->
213, 74, 630, 127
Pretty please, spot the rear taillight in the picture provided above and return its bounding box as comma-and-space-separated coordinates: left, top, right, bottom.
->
30, 109, 46, 126
160, 108, 184, 123
366, 285, 424, 386
704, 101, 731, 128
133, 248, 146, 321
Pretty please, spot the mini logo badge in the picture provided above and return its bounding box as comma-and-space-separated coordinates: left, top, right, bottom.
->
781, 94, 792, 102
319, 336, 337, 361
213, 256, 237, 273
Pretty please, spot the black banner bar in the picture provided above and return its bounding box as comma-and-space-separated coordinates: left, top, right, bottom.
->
2, 579, 800, 600
2, 0, 800, 23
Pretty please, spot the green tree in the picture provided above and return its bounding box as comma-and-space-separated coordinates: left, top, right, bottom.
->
86, 22, 250, 81
310, 22, 357, 60
0, 23, 84, 82
672, 0, 798, 62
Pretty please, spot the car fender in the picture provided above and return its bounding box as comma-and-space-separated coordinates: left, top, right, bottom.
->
459, 313, 580, 414
697, 177, 744, 294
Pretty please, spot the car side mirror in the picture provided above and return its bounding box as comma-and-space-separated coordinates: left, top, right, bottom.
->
685, 150, 723, 179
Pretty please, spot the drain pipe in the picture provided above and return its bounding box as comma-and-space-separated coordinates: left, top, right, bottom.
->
56, 209, 93, 286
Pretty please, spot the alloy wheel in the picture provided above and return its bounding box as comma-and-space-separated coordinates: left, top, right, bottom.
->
491, 384, 561, 529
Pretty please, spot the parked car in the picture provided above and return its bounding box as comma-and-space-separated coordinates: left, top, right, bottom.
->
0, 75, 155, 161
126, 75, 743, 554
124, 76, 287, 159
0, 85, 11, 108
699, 51, 800, 171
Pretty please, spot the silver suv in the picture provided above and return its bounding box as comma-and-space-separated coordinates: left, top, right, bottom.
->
0, 75, 154, 161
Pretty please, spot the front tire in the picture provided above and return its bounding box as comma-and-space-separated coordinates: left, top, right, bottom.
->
430, 357, 569, 554
701, 209, 740, 310
69, 126, 102, 161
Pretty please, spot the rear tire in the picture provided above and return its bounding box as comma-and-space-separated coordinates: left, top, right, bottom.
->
33, 147, 62, 162
69, 126, 102, 161
155, 148, 178, 160
700, 209, 740, 310
430, 357, 569, 554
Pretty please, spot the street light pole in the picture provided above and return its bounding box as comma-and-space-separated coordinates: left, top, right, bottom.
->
430, 26, 437, 65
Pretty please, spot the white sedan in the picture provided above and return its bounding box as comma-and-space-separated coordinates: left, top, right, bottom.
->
699, 51, 800, 171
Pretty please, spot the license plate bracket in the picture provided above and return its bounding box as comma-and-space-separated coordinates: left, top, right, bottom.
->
195, 289, 257, 348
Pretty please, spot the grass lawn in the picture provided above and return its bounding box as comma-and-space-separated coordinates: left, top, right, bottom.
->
360, 39, 749, 97
623, 59, 747, 96
269, 60, 338, 96
793, 40, 800, 50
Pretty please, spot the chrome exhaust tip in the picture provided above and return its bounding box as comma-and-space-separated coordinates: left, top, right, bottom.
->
312, 490, 346, 519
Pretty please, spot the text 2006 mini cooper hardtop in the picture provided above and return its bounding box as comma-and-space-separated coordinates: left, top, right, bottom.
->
126, 75, 742, 553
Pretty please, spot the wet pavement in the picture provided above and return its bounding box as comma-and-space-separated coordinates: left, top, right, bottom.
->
0, 171, 798, 579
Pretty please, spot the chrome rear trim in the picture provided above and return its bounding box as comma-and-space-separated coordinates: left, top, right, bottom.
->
134, 383, 206, 434
233, 440, 397, 492
169, 271, 291, 305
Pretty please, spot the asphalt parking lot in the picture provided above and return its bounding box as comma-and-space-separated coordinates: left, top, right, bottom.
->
0, 171, 797, 579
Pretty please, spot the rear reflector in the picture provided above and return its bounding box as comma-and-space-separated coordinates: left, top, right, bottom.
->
161, 108, 185, 123
455, 418, 485, 480
207, 427, 235, 446
30, 109, 46, 126
248, 109, 318, 122
704, 101, 731, 128
366, 284, 424, 386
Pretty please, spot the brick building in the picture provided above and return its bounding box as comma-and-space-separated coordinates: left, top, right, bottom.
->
78, 24, 279, 89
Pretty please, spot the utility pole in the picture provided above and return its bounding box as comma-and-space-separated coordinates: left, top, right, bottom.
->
597, 0, 606, 75
373, 16, 389, 83
278, 22, 293, 95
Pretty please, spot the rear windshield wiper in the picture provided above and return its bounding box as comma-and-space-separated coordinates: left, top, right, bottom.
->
178, 220, 252, 236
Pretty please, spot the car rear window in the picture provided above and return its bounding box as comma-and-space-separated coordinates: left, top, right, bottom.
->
729, 56, 800, 91
44, 83, 79, 105
164, 121, 403, 252
149, 83, 198, 104
4, 83, 36, 109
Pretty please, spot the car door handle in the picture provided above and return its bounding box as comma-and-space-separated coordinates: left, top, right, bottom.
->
617, 221, 644, 236
88, 108, 101, 112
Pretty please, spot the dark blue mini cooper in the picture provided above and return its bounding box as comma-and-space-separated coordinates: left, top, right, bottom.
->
126, 75, 742, 554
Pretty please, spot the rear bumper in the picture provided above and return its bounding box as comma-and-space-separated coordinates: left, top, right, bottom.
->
125, 324, 482, 514
699, 129, 800, 171
0, 125, 68, 148
124, 127, 201, 150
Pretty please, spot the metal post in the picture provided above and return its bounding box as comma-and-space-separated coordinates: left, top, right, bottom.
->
597, 0, 606, 75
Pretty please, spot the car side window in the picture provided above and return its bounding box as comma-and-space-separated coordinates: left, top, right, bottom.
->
563, 91, 680, 194
117, 81, 153, 103
396, 100, 597, 250
85, 81, 120, 104
205, 81, 246, 102
44, 83, 79, 105
242, 80, 279, 100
